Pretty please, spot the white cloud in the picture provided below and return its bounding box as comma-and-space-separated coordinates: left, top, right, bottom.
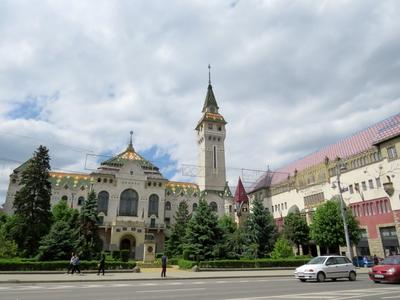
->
1, 0, 400, 204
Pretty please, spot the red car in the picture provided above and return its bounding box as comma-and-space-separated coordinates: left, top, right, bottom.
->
369, 255, 400, 283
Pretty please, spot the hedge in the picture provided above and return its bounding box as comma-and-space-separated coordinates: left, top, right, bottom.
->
0, 260, 136, 271
178, 259, 197, 269
198, 258, 310, 269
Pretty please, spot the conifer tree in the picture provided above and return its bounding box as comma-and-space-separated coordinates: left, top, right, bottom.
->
13, 145, 52, 257
74, 189, 102, 260
245, 197, 276, 258
165, 201, 190, 257
183, 199, 220, 261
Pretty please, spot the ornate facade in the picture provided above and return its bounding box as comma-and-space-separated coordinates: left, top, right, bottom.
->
4, 81, 234, 259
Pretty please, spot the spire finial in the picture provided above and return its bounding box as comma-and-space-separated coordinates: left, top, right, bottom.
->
208, 64, 211, 85
129, 131, 133, 146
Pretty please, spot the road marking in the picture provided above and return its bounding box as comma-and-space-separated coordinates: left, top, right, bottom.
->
110, 283, 133, 287
239, 280, 249, 283
46, 285, 75, 290
216, 280, 228, 283
382, 296, 400, 299
164, 282, 183, 285
137, 287, 205, 293
191, 281, 206, 284
140, 282, 158, 286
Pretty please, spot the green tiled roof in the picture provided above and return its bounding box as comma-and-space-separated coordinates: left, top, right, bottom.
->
202, 84, 219, 113
49, 172, 92, 190
165, 181, 200, 197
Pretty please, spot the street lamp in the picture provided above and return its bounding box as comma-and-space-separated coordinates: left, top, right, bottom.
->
335, 159, 353, 260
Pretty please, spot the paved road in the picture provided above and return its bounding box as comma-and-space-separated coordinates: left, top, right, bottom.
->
1, 274, 399, 300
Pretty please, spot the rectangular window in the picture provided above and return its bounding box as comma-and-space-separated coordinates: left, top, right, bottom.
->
368, 179, 374, 189
208, 123, 213, 130
285, 202, 287, 210
213, 145, 217, 169
349, 184, 354, 194
376, 177, 381, 188
362, 181, 367, 191
387, 146, 398, 160
271, 206, 274, 212
355, 183, 360, 192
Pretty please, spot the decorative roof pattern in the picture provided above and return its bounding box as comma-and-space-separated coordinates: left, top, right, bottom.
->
166, 181, 199, 196
49, 172, 92, 189
251, 113, 400, 190
234, 177, 248, 203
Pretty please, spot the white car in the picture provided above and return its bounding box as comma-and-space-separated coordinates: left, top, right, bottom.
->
294, 255, 357, 282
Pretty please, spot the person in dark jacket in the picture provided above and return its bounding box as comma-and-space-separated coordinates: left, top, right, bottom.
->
161, 254, 167, 277
97, 254, 105, 276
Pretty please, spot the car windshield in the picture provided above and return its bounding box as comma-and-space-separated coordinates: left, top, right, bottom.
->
307, 256, 327, 265
380, 257, 400, 265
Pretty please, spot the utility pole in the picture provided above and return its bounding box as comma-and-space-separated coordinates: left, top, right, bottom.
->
336, 159, 353, 260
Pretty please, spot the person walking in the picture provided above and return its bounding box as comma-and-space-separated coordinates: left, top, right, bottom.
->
97, 254, 105, 276
373, 254, 379, 265
71, 254, 81, 274
67, 252, 74, 274
161, 254, 167, 277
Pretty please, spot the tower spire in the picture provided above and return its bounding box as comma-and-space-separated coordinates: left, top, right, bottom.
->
127, 130, 134, 151
208, 64, 211, 85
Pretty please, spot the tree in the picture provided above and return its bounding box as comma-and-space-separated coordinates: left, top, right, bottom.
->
37, 200, 78, 260
283, 212, 309, 255
271, 237, 294, 259
244, 197, 276, 258
0, 213, 17, 258
74, 190, 102, 260
13, 145, 52, 257
213, 214, 238, 259
183, 199, 220, 261
310, 198, 361, 252
165, 201, 190, 257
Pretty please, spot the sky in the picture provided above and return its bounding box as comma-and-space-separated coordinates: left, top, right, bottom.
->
1, 0, 400, 206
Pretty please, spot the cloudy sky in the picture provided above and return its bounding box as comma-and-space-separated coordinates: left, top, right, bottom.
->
1, 0, 400, 205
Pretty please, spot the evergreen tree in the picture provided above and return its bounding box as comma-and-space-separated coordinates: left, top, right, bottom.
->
183, 199, 220, 261
13, 145, 52, 257
165, 201, 190, 257
283, 212, 309, 255
0, 213, 17, 258
74, 189, 102, 260
271, 237, 294, 259
213, 214, 238, 259
245, 197, 276, 258
310, 198, 361, 252
37, 200, 78, 260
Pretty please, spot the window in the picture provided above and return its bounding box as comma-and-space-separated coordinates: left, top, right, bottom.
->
271, 206, 274, 212
355, 183, 360, 192
103, 178, 107, 183
376, 177, 381, 188
165, 201, 171, 211
148, 194, 159, 217
209, 202, 218, 212
285, 202, 287, 210
362, 181, 367, 191
387, 146, 398, 160
119, 189, 138, 216
77, 196, 84, 206
208, 123, 213, 130
98, 191, 109, 215
213, 146, 217, 169
165, 217, 170, 226
217, 126, 222, 131
368, 179, 374, 189
192, 203, 198, 211
61, 195, 68, 201
349, 185, 354, 194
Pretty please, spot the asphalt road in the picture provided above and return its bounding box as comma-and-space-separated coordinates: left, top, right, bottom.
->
0, 274, 399, 300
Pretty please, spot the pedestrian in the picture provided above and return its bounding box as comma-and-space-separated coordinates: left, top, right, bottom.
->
373, 254, 379, 265
161, 254, 167, 277
363, 256, 368, 268
67, 252, 74, 274
71, 254, 81, 274
97, 254, 105, 276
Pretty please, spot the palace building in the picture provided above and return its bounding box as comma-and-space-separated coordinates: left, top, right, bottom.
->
3, 79, 234, 259
249, 113, 400, 258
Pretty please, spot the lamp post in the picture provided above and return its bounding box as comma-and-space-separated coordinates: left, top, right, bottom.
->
335, 160, 353, 260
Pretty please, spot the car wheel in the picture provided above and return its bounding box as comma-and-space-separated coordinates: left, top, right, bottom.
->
317, 272, 325, 282
332, 278, 337, 281
348, 271, 356, 281
374, 281, 380, 284
299, 279, 306, 282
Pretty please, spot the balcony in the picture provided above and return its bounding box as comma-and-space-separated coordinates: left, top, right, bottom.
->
145, 222, 165, 231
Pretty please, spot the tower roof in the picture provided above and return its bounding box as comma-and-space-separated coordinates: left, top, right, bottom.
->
234, 177, 249, 203
202, 84, 219, 113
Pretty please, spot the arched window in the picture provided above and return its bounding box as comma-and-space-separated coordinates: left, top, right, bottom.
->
98, 191, 109, 216
148, 194, 159, 217
209, 201, 218, 212
165, 201, 171, 211
192, 203, 198, 211
119, 189, 138, 216
77, 196, 85, 206
61, 195, 68, 201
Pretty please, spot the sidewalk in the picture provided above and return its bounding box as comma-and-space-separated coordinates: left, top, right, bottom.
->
0, 267, 370, 284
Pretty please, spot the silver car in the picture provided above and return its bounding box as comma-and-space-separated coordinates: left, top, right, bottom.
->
294, 255, 357, 282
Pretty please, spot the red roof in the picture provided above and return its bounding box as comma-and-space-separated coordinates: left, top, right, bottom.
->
251, 113, 400, 191
234, 177, 249, 203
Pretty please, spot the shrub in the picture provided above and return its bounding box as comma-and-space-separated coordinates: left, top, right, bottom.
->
198, 258, 309, 269
120, 250, 130, 262
168, 258, 179, 265
112, 250, 121, 260
270, 238, 294, 259
0, 259, 136, 271
178, 259, 196, 269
